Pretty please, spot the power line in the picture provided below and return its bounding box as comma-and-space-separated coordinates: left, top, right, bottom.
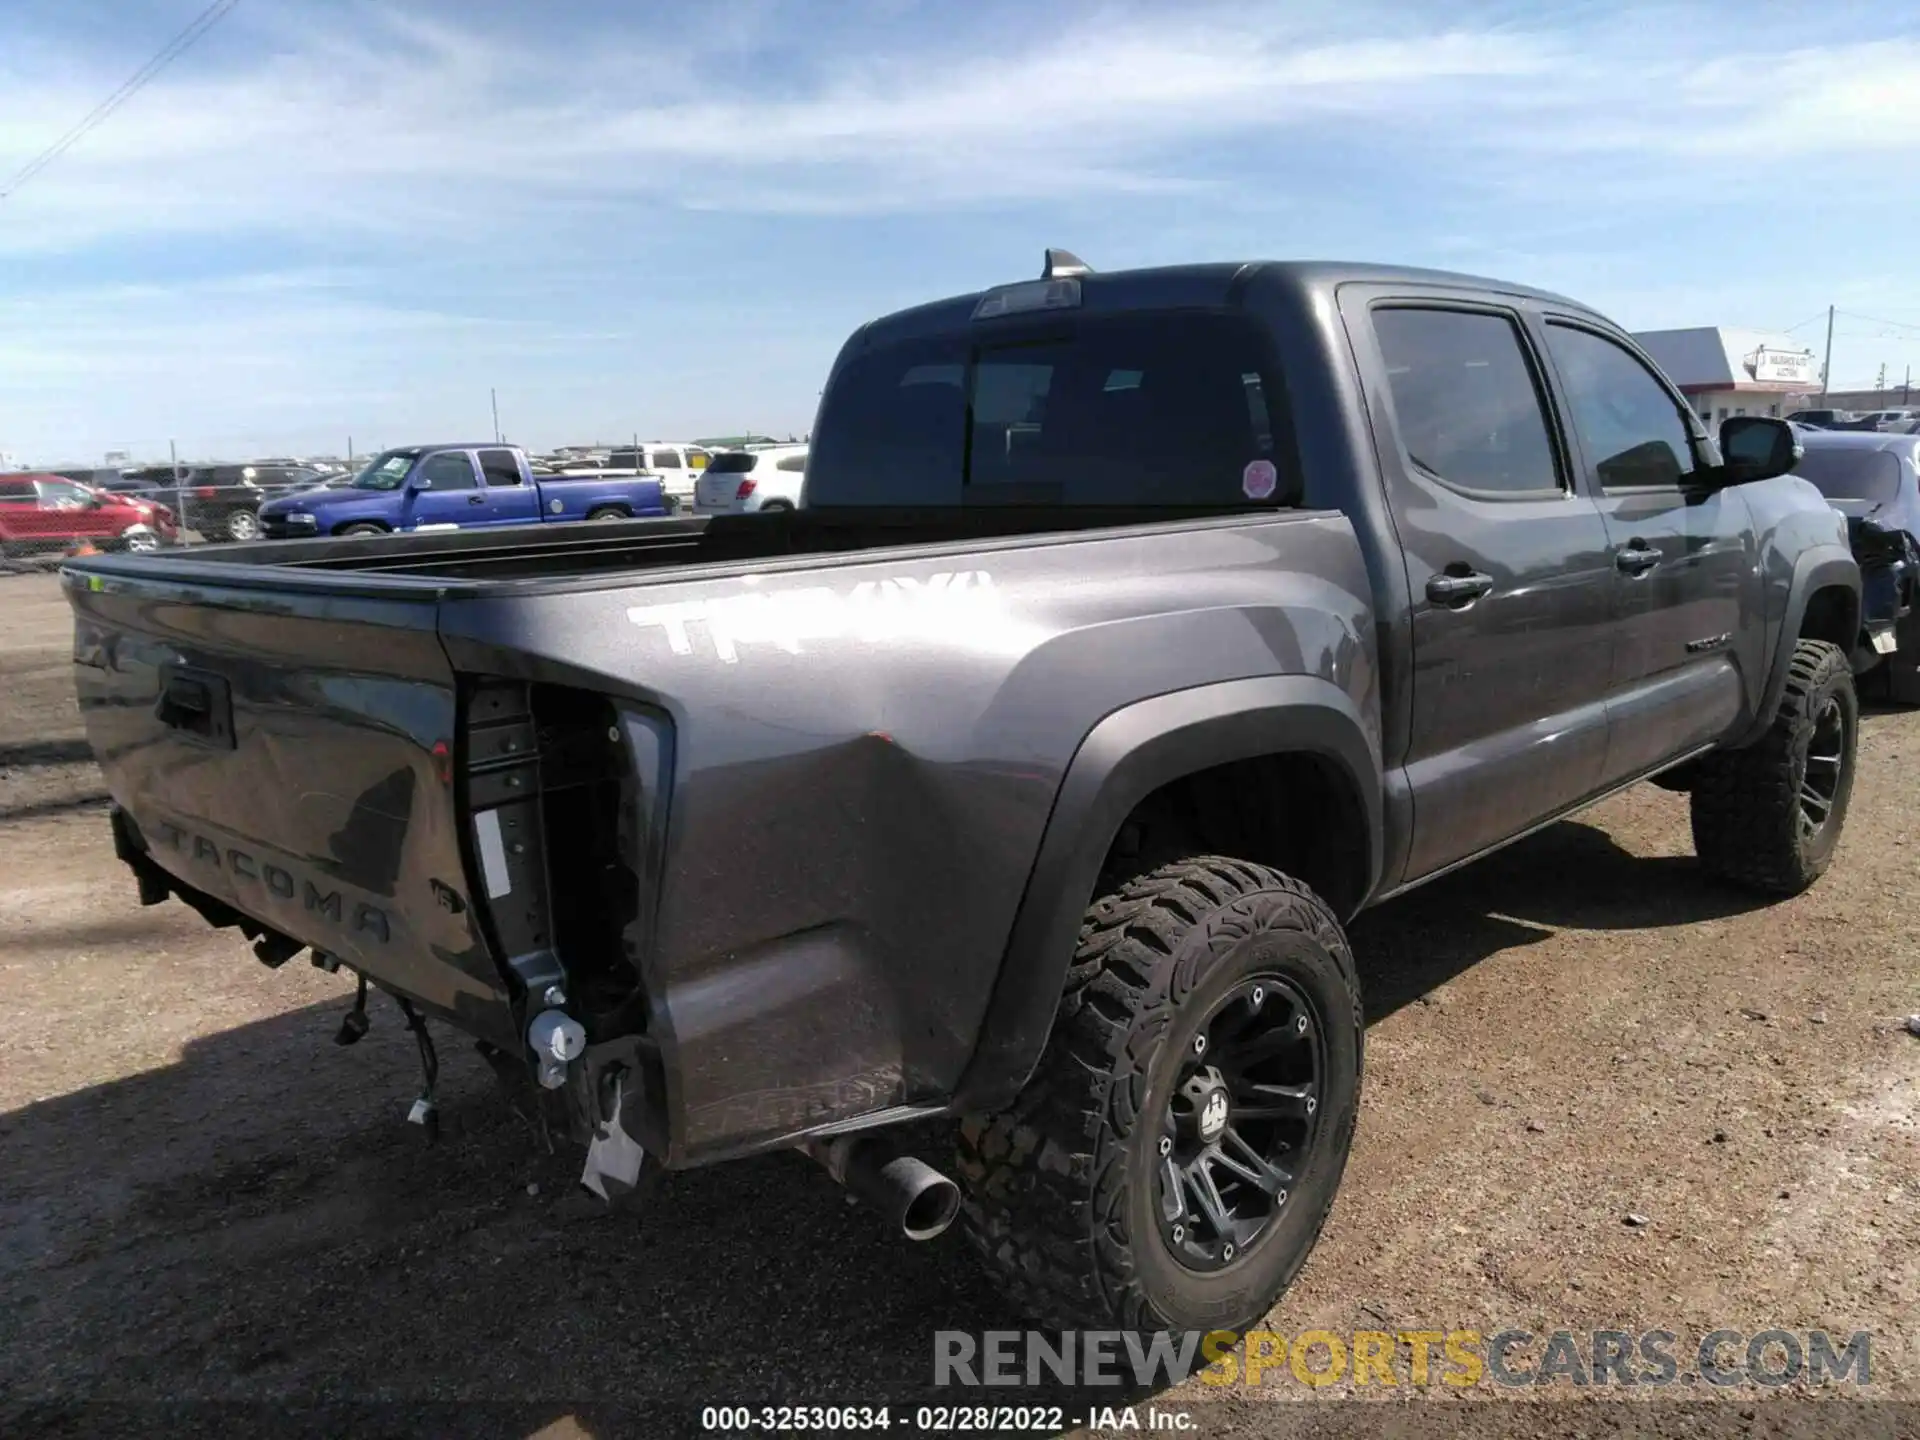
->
1781, 313, 1830, 335
0, 0, 243, 203
1834, 308, 1920, 337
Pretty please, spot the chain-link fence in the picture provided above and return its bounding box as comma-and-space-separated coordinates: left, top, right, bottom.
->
0, 464, 346, 570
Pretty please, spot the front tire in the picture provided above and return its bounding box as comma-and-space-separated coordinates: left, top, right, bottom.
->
337, 522, 387, 538
1690, 638, 1857, 895
956, 857, 1362, 1331
224, 510, 260, 542
585, 506, 628, 522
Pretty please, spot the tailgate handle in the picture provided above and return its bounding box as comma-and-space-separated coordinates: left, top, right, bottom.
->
156, 667, 235, 749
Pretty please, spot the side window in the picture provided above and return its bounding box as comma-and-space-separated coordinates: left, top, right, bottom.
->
418, 452, 478, 490
1543, 323, 1697, 490
650, 450, 682, 469
1371, 307, 1561, 495
476, 448, 522, 487
0, 478, 35, 501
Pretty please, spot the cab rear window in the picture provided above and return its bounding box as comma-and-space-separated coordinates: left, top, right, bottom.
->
808, 311, 1291, 507
704, 453, 757, 474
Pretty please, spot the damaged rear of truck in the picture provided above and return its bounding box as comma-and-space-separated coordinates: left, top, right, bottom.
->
66, 496, 1379, 1247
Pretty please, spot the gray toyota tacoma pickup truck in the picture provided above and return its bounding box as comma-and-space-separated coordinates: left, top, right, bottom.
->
63, 251, 1864, 1334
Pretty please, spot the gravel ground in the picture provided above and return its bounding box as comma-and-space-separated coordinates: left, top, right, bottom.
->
1, 570, 1915, 1440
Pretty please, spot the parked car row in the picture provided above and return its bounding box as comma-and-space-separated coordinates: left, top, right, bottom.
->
1788, 407, 1920, 433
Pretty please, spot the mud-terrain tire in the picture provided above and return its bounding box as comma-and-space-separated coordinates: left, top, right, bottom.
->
955, 857, 1361, 1332
1690, 639, 1857, 896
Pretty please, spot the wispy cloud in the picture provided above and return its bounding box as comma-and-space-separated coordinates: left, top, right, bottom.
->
2, 0, 1918, 460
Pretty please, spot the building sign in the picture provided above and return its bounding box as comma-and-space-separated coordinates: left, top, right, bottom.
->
1746, 347, 1817, 386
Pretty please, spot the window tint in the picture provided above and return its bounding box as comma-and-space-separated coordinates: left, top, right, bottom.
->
775, 455, 807, 473
0, 478, 35, 499
650, 450, 682, 469
476, 448, 522, 487
1371, 307, 1560, 495
808, 313, 1287, 506
418, 452, 477, 490
1544, 324, 1697, 489
704, 452, 758, 474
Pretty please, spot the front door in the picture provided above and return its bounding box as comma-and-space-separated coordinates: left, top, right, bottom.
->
36, 478, 121, 542
405, 451, 488, 530
1348, 295, 1618, 883
1536, 320, 1759, 783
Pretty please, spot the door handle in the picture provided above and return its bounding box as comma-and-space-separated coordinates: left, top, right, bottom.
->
1616, 542, 1660, 574
467, 495, 486, 505
1426, 569, 1494, 606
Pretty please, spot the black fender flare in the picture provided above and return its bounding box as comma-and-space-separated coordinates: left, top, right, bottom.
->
951, 674, 1383, 1112
1731, 544, 1859, 748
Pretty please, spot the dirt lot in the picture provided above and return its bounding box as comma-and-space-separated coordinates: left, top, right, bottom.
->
1, 569, 1915, 1439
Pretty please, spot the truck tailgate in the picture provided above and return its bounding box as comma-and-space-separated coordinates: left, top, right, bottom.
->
65, 570, 517, 1048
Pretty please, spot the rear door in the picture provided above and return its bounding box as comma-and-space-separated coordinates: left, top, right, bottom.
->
0, 476, 44, 540
476, 447, 540, 526
36, 478, 120, 541
1343, 289, 1617, 882
1535, 319, 1760, 783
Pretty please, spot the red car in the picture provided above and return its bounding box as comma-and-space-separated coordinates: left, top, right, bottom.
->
0, 473, 179, 555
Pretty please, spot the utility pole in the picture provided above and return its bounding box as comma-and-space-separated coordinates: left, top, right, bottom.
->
1876, 363, 1887, 392
491, 389, 501, 444
1904, 367, 1911, 404
1820, 305, 1835, 400
347, 435, 354, 463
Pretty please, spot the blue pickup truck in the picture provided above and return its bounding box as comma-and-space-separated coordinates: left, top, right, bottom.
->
255, 443, 669, 540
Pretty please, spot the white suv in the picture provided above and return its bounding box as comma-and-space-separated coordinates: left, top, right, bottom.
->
693, 445, 808, 514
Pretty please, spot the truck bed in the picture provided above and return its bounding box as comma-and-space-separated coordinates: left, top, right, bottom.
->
103, 505, 1273, 590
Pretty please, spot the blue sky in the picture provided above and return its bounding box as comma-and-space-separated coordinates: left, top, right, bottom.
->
5, 0, 1920, 464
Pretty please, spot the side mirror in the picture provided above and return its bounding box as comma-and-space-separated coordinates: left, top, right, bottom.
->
1717, 416, 1801, 485
409, 475, 433, 491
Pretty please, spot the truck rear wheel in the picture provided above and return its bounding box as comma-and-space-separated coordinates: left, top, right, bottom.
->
956, 857, 1361, 1332
1690, 638, 1857, 896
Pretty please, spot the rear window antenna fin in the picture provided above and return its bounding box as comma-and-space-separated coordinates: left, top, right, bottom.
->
1042, 248, 1092, 279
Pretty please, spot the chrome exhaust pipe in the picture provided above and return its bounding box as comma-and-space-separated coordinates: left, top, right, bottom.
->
802, 1135, 961, 1241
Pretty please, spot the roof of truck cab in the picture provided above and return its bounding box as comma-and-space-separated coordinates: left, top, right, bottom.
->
853, 259, 1592, 347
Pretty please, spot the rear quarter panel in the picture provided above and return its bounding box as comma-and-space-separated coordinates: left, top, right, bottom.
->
436, 513, 1377, 1161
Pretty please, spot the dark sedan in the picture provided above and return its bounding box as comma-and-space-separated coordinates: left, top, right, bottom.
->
1793, 430, 1920, 697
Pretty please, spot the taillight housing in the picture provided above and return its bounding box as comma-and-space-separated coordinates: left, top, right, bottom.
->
735, 479, 757, 500
195, 486, 217, 498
